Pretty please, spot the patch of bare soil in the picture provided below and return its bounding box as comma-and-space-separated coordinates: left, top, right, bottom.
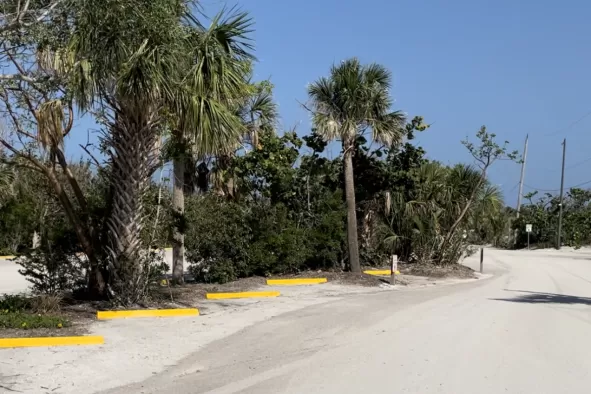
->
150, 276, 267, 307
12, 263, 476, 325
152, 271, 389, 306
399, 263, 476, 279
0, 324, 86, 338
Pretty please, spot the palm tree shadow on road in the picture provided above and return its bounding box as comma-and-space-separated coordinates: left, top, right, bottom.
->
491, 290, 591, 305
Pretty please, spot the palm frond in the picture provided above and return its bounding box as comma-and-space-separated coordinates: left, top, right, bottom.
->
36, 100, 65, 153
308, 57, 405, 147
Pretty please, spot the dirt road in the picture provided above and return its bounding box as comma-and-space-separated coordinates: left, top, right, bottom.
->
102, 248, 591, 394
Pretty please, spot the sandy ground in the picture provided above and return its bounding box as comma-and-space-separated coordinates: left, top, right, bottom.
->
90, 247, 591, 394
0, 253, 486, 394
0, 258, 29, 295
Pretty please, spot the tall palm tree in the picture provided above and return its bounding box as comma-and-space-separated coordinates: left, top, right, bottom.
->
39, 0, 250, 301
307, 58, 405, 272
170, 10, 254, 285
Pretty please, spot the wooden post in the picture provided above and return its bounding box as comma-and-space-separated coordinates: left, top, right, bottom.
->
390, 255, 398, 285
480, 248, 484, 274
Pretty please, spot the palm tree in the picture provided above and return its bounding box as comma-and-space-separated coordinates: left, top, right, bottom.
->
381, 162, 502, 265
170, 10, 254, 285
307, 58, 405, 272
211, 79, 278, 199
38, 0, 251, 301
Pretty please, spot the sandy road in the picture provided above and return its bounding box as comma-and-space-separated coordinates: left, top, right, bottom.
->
102, 248, 591, 394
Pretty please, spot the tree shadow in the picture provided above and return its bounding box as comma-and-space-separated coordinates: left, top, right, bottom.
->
491, 289, 591, 305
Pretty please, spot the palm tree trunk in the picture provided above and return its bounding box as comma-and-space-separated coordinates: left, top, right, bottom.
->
107, 103, 159, 302
343, 144, 361, 272
172, 154, 185, 285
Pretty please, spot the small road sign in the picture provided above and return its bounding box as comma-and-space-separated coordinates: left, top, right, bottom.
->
526, 224, 532, 250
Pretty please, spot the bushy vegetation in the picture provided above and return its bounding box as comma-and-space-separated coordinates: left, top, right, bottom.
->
513, 189, 591, 249
0, 0, 529, 304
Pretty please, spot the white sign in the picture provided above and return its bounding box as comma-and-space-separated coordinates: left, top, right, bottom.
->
526, 224, 532, 233
391, 255, 398, 273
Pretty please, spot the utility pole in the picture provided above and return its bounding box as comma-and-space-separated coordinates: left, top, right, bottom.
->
557, 138, 566, 250
516, 134, 529, 218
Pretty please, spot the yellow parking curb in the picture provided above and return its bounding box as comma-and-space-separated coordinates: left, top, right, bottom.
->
0, 336, 104, 348
206, 291, 280, 300
0, 255, 15, 260
97, 308, 199, 320
364, 270, 393, 276
266, 278, 327, 285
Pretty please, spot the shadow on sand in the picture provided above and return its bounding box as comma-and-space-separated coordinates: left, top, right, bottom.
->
491, 289, 591, 306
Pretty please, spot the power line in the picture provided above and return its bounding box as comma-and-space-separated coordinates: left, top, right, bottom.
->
544, 108, 591, 136
523, 179, 591, 193
542, 154, 591, 173
566, 155, 591, 170
508, 181, 520, 193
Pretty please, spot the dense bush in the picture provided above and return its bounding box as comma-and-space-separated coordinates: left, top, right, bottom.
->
16, 247, 86, 295
0, 294, 32, 313
513, 189, 591, 249
184, 196, 250, 283
184, 196, 333, 283
3, 123, 521, 289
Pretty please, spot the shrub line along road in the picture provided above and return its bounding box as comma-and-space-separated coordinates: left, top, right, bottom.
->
99, 248, 591, 394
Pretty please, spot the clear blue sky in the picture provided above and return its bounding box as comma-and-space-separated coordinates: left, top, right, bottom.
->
70, 0, 591, 206
240, 0, 591, 206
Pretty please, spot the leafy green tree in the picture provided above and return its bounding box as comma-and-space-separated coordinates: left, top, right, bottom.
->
169, 10, 254, 285
437, 126, 519, 263
513, 188, 591, 249
380, 161, 505, 265
0, 0, 258, 302
307, 58, 406, 272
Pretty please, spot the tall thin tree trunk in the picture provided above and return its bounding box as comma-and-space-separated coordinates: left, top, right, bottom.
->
172, 153, 185, 285
438, 172, 486, 264
45, 167, 106, 297
343, 144, 361, 273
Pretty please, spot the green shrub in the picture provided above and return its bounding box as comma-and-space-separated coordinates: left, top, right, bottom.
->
0, 294, 31, 313
16, 247, 86, 295
247, 203, 311, 275
146, 251, 170, 282
185, 195, 250, 283
185, 197, 317, 283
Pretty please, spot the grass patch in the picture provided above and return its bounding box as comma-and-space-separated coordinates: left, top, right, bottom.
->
0, 310, 68, 330
0, 294, 69, 330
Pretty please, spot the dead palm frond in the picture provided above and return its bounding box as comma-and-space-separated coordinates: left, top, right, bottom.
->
35, 100, 65, 155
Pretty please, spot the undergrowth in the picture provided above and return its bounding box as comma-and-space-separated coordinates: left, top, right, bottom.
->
0, 293, 68, 330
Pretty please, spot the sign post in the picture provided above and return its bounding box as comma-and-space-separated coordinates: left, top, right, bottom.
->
480, 248, 484, 273
390, 255, 398, 285
526, 224, 532, 250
